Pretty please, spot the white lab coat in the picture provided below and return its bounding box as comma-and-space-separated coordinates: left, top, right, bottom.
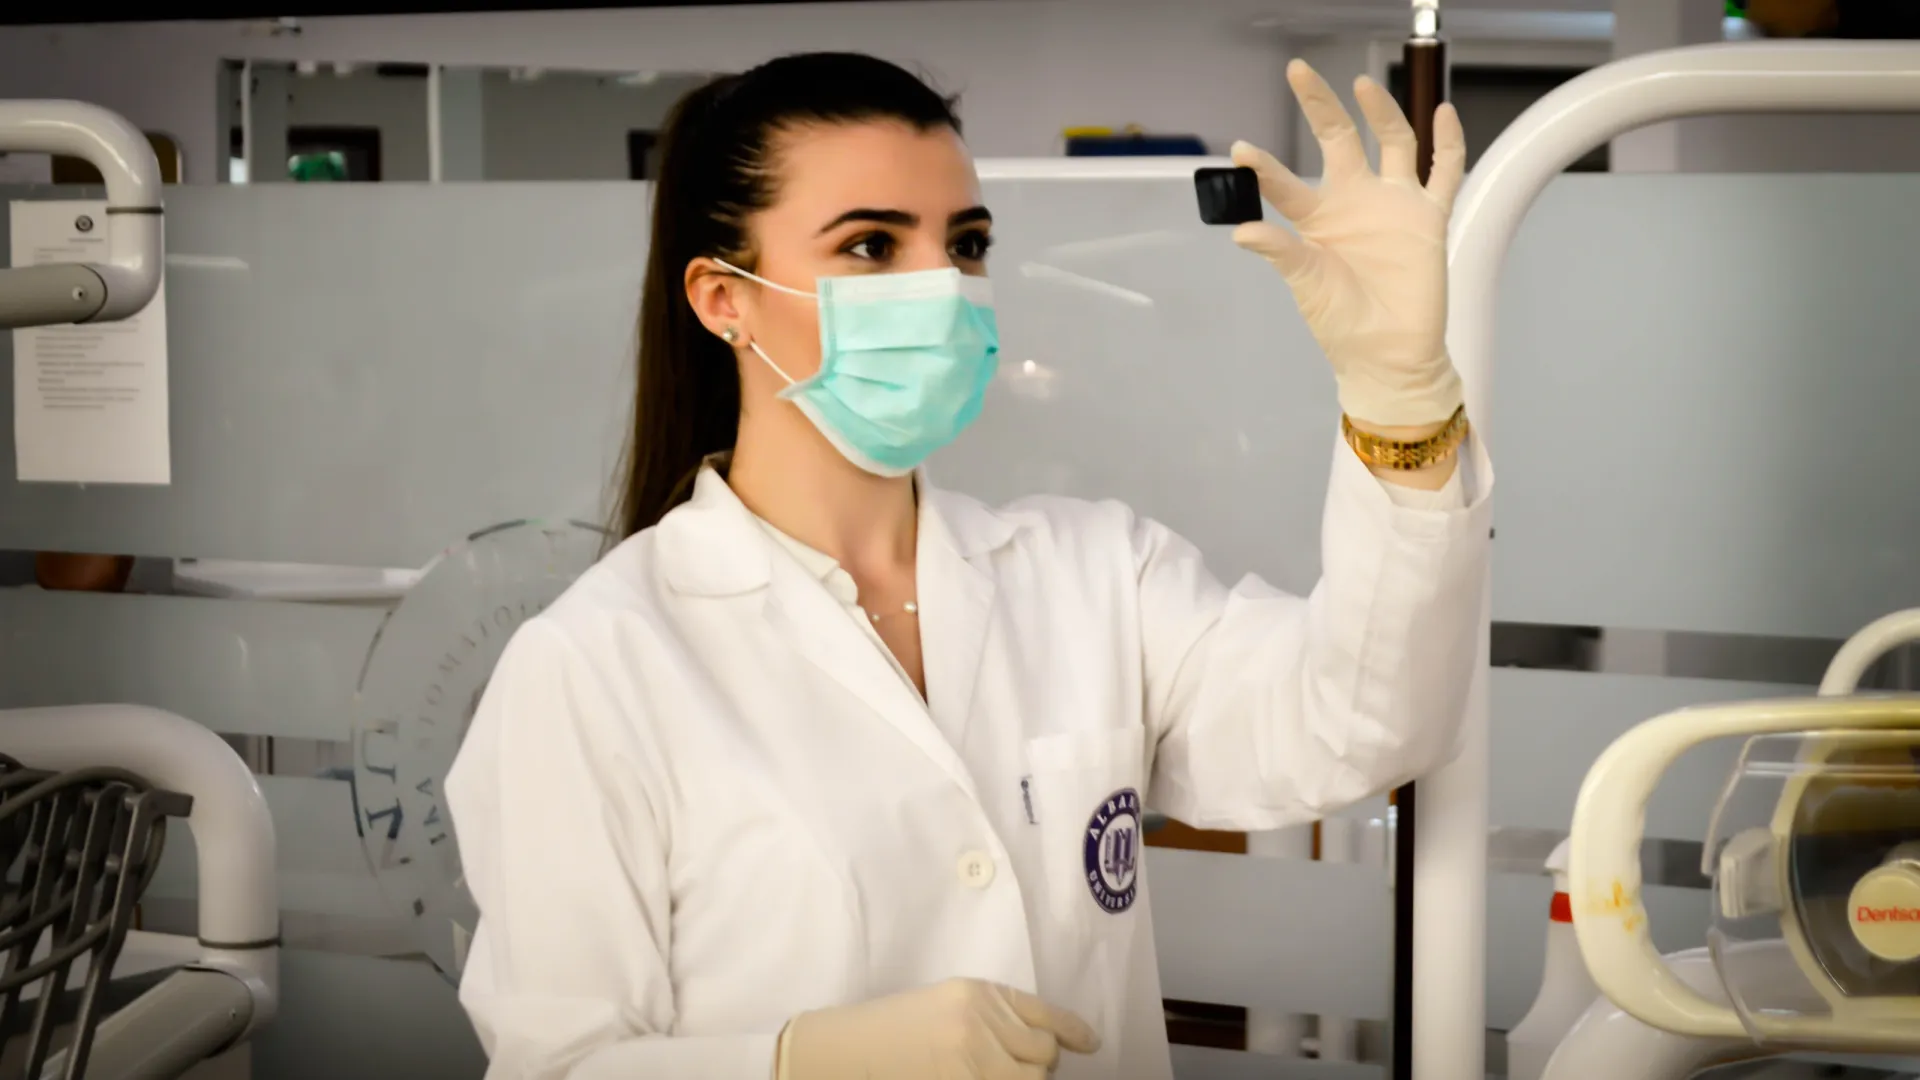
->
445, 433, 1493, 1080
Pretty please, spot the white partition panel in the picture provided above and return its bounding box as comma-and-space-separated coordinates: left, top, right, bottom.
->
936, 164, 1333, 596
0, 183, 643, 567
0, 588, 376, 740
1151, 849, 1390, 1021
1488, 668, 1800, 840
1493, 173, 1920, 641
13, 172, 1920, 615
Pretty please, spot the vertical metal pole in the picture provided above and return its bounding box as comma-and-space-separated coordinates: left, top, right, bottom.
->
1393, 7, 1446, 1078
427, 64, 444, 184
240, 59, 255, 185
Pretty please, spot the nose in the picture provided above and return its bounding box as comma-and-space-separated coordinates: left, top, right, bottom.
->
905, 230, 958, 272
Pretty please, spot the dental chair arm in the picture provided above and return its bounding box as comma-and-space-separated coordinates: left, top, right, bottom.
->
0, 705, 278, 1032
1567, 695, 1920, 1043
0, 100, 162, 329
34, 968, 256, 1080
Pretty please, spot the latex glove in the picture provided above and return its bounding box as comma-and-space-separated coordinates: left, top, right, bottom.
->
1233, 59, 1469, 428
775, 978, 1100, 1080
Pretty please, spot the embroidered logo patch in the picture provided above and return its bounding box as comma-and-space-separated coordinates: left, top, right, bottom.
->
1083, 788, 1141, 914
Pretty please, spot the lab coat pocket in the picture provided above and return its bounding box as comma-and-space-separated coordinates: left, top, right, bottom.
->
1024, 726, 1148, 929
1024, 726, 1147, 1068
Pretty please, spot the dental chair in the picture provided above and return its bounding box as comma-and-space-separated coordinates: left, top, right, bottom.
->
0, 706, 278, 1079
1541, 610, 1920, 1079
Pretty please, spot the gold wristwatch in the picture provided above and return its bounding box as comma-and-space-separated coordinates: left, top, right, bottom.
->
1341, 405, 1470, 471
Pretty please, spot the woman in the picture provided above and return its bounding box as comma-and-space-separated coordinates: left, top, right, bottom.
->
446, 51, 1490, 1080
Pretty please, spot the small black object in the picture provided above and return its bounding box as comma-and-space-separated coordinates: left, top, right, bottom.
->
1194, 166, 1262, 225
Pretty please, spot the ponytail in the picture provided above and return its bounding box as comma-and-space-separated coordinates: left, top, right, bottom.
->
609, 77, 744, 540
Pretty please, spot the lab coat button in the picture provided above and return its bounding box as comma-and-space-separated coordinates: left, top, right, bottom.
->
957, 851, 996, 888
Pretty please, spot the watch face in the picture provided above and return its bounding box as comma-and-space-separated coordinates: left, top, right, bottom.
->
351, 519, 606, 982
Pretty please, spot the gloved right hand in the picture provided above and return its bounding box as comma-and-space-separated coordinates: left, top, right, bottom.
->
1231, 60, 1469, 429
774, 977, 1101, 1079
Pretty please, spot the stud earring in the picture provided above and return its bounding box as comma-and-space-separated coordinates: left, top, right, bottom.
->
721, 327, 740, 344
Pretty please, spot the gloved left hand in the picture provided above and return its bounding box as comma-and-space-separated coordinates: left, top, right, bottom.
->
1232, 59, 1468, 429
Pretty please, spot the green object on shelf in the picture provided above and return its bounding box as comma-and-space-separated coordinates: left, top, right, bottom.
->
1725, 0, 1745, 15
289, 151, 348, 183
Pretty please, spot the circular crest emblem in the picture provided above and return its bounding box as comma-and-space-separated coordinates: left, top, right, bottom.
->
73, 215, 93, 234
351, 519, 605, 983
1083, 787, 1141, 914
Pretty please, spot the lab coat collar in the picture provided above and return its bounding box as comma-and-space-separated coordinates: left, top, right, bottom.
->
656, 456, 1019, 599
654, 464, 772, 597
658, 456, 1009, 799
919, 476, 1019, 561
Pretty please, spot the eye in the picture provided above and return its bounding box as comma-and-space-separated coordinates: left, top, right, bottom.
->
842, 231, 897, 263
951, 230, 994, 262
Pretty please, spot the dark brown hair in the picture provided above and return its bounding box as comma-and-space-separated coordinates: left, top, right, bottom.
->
608, 52, 963, 541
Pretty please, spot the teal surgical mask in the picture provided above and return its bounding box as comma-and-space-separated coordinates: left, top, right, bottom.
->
715, 260, 1000, 477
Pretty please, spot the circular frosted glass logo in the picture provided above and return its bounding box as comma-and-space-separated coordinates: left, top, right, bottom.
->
351, 519, 604, 982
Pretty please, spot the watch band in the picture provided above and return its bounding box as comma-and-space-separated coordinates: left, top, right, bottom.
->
1342, 405, 1470, 471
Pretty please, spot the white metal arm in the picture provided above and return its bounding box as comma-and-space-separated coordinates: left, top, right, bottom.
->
0, 100, 163, 328
1820, 607, 1920, 695
0, 704, 278, 1032
1421, 41, 1920, 1080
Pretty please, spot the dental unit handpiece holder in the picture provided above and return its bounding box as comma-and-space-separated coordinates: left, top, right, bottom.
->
0, 100, 164, 330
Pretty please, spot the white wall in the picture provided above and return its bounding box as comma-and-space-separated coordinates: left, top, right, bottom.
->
0, 1, 1301, 186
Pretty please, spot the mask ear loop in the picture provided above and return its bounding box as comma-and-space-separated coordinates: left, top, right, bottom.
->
711, 257, 816, 387
748, 341, 798, 386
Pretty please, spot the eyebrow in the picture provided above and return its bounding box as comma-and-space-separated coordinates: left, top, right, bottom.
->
816, 205, 994, 235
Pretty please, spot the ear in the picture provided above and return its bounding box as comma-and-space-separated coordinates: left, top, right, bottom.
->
685, 257, 749, 344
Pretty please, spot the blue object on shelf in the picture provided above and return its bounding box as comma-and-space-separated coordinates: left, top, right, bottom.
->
1065, 134, 1209, 157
